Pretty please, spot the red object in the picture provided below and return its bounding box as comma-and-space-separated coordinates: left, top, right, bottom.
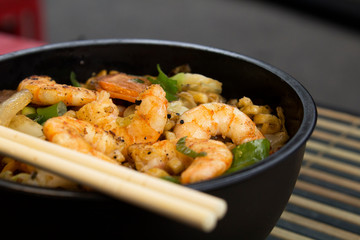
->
0, 0, 44, 41
0, 32, 46, 55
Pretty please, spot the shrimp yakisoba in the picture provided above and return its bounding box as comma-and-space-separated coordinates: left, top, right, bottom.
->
0, 65, 289, 188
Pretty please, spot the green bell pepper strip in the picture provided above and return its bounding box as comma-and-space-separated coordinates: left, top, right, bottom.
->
226, 138, 270, 174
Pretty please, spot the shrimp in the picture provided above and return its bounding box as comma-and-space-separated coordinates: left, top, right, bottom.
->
76, 84, 168, 148
17, 76, 97, 106
174, 102, 264, 145
128, 139, 187, 173
95, 73, 151, 103
76, 90, 120, 131
43, 116, 125, 164
128, 137, 233, 184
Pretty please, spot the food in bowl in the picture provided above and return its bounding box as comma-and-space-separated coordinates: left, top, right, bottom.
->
0, 64, 289, 188
0, 39, 317, 239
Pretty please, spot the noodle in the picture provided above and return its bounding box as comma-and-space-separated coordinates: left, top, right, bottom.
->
0, 66, 289, 188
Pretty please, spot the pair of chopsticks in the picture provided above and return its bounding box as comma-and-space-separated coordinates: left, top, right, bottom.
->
0, 125, 227, 232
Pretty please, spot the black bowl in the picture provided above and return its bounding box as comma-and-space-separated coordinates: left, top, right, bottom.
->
0, 39, 316, 239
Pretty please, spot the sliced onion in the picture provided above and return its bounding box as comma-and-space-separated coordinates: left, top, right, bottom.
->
0, 89, 33, 126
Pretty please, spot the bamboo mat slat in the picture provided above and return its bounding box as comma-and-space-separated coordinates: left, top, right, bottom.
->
269, 107, 360, 240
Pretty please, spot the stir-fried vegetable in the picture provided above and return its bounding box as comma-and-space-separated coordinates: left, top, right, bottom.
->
171, 72, 222, 94
176, 136, 207, 158
226, 139, 270, 174
0, 89, 33, 126
161, 175, 181, 184
70, 71, 81, 87
24, 101, 67, 124
148, 64, 178, 101
9, 115, 44, 139
21, 106, 36, 116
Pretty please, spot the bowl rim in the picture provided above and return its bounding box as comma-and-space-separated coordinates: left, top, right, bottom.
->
0, 38, 317, 197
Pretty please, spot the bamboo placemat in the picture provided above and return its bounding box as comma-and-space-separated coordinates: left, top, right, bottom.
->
268, 107, 360, 240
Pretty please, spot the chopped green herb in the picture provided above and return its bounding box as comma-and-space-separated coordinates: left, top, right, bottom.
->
226, 139, 270, 174
70, 71, 81, 87
25, 101, 67, 124
148, 64, 178, 101
30, 171, 38, 180
161, 175, 180, 184
176, 136, 207, 158
26, 113, 45, 124
131, 78, 145, 83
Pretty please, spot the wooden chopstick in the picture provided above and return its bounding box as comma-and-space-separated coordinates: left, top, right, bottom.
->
0, 125, 227, 232
0, 125, 226, 218
0, 136, 217, 231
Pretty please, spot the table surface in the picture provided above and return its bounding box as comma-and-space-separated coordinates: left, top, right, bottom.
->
269, 106, 360, 240
0, 32, 45, 55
